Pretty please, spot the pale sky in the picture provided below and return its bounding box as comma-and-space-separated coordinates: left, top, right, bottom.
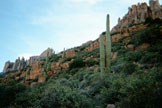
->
0, 0, 161, 72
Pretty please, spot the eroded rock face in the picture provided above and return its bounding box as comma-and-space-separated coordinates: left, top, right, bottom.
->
27, 56, 41, 66
112, 0, 162, 32
3, 57, 26, 72
3, 48, 54, 72
25, 61, 44, 85
3, 61, 14, 72
112, 24, 146, 43
65, 49, 76, 58
40, 48, 54, 57
84, 40, 100, 52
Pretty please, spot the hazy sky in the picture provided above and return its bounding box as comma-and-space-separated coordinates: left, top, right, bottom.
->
0, 0, 161, 71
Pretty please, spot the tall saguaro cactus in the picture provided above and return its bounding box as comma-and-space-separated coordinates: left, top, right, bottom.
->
105, 14, 111, 73
99, 34, 105, 74
99, 14, 111, 74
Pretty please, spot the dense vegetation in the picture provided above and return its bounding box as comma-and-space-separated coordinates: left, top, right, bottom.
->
0, 18, 162, 108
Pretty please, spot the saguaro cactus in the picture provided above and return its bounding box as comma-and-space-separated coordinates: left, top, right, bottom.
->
62, 48, 66, 60
105, 14, 111, 73
99, 14, 111, 74
99, 34, 105, 74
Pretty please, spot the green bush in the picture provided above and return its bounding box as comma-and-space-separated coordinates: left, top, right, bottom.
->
49, 54, 61, 62
61, 56, 76, 63
32, 75, 39, 82
69, 58, 85, 70
122, 62, 138, 75
112, 42, 122, 52
0, 81, 26, 108
124, 50, 144, 62
77, 48, 100, 59
70, 68, 79, 75
85, 59, 99, 67
117, 67, 162, 108
79, 42, 92, 51
130, 20, 162, 46
16, 72, 21, 77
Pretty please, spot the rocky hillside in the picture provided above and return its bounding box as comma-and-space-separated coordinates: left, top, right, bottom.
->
0, 0, 162, 108
2, 0, 162, 86
112, 0, 162, 32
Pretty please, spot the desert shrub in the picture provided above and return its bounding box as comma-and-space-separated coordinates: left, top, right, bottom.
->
130, 20, 162, 46
69, 58, 85, 70
77, 48, 100, 59
124, 50, 145, 62
122, 62, 138, 75
79, 42, 92, 51
117, 67, 162, 108
70, 68, 79, 75
49, 54, 61, 62
111, 56, 127, 73
0, 81, 26, 108
145, 17, 162, 25
117, 48, 129, 56
112, 42, 122, 52
85, 59, 99, 67
16, 72, 21, 77
33, 85, 93, 108
139, 52, 162, 65
118, 36, 128, 43
32, 75, 39, 82
61, 56, 76, 63
144, 16, 153, 24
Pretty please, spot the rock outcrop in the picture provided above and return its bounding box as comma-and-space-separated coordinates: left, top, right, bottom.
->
12, 57, 26, 71
65, 49, 76, 58
3, 61, 14, 72
3, 48, 54, 72
3, 57, 26, 73
107, 104, 115, 108
40, 48, 54, 57
112, 0, 162, 32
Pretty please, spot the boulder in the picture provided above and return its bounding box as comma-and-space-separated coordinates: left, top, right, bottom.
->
107, 104, 115, 108
127, 44, 135, 51
136, 43, 150, 50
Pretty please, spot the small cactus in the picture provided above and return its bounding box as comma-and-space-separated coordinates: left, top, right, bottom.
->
62, 48, 66, 60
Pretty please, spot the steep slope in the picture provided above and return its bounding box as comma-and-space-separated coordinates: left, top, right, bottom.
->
0, 1, 162, 108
